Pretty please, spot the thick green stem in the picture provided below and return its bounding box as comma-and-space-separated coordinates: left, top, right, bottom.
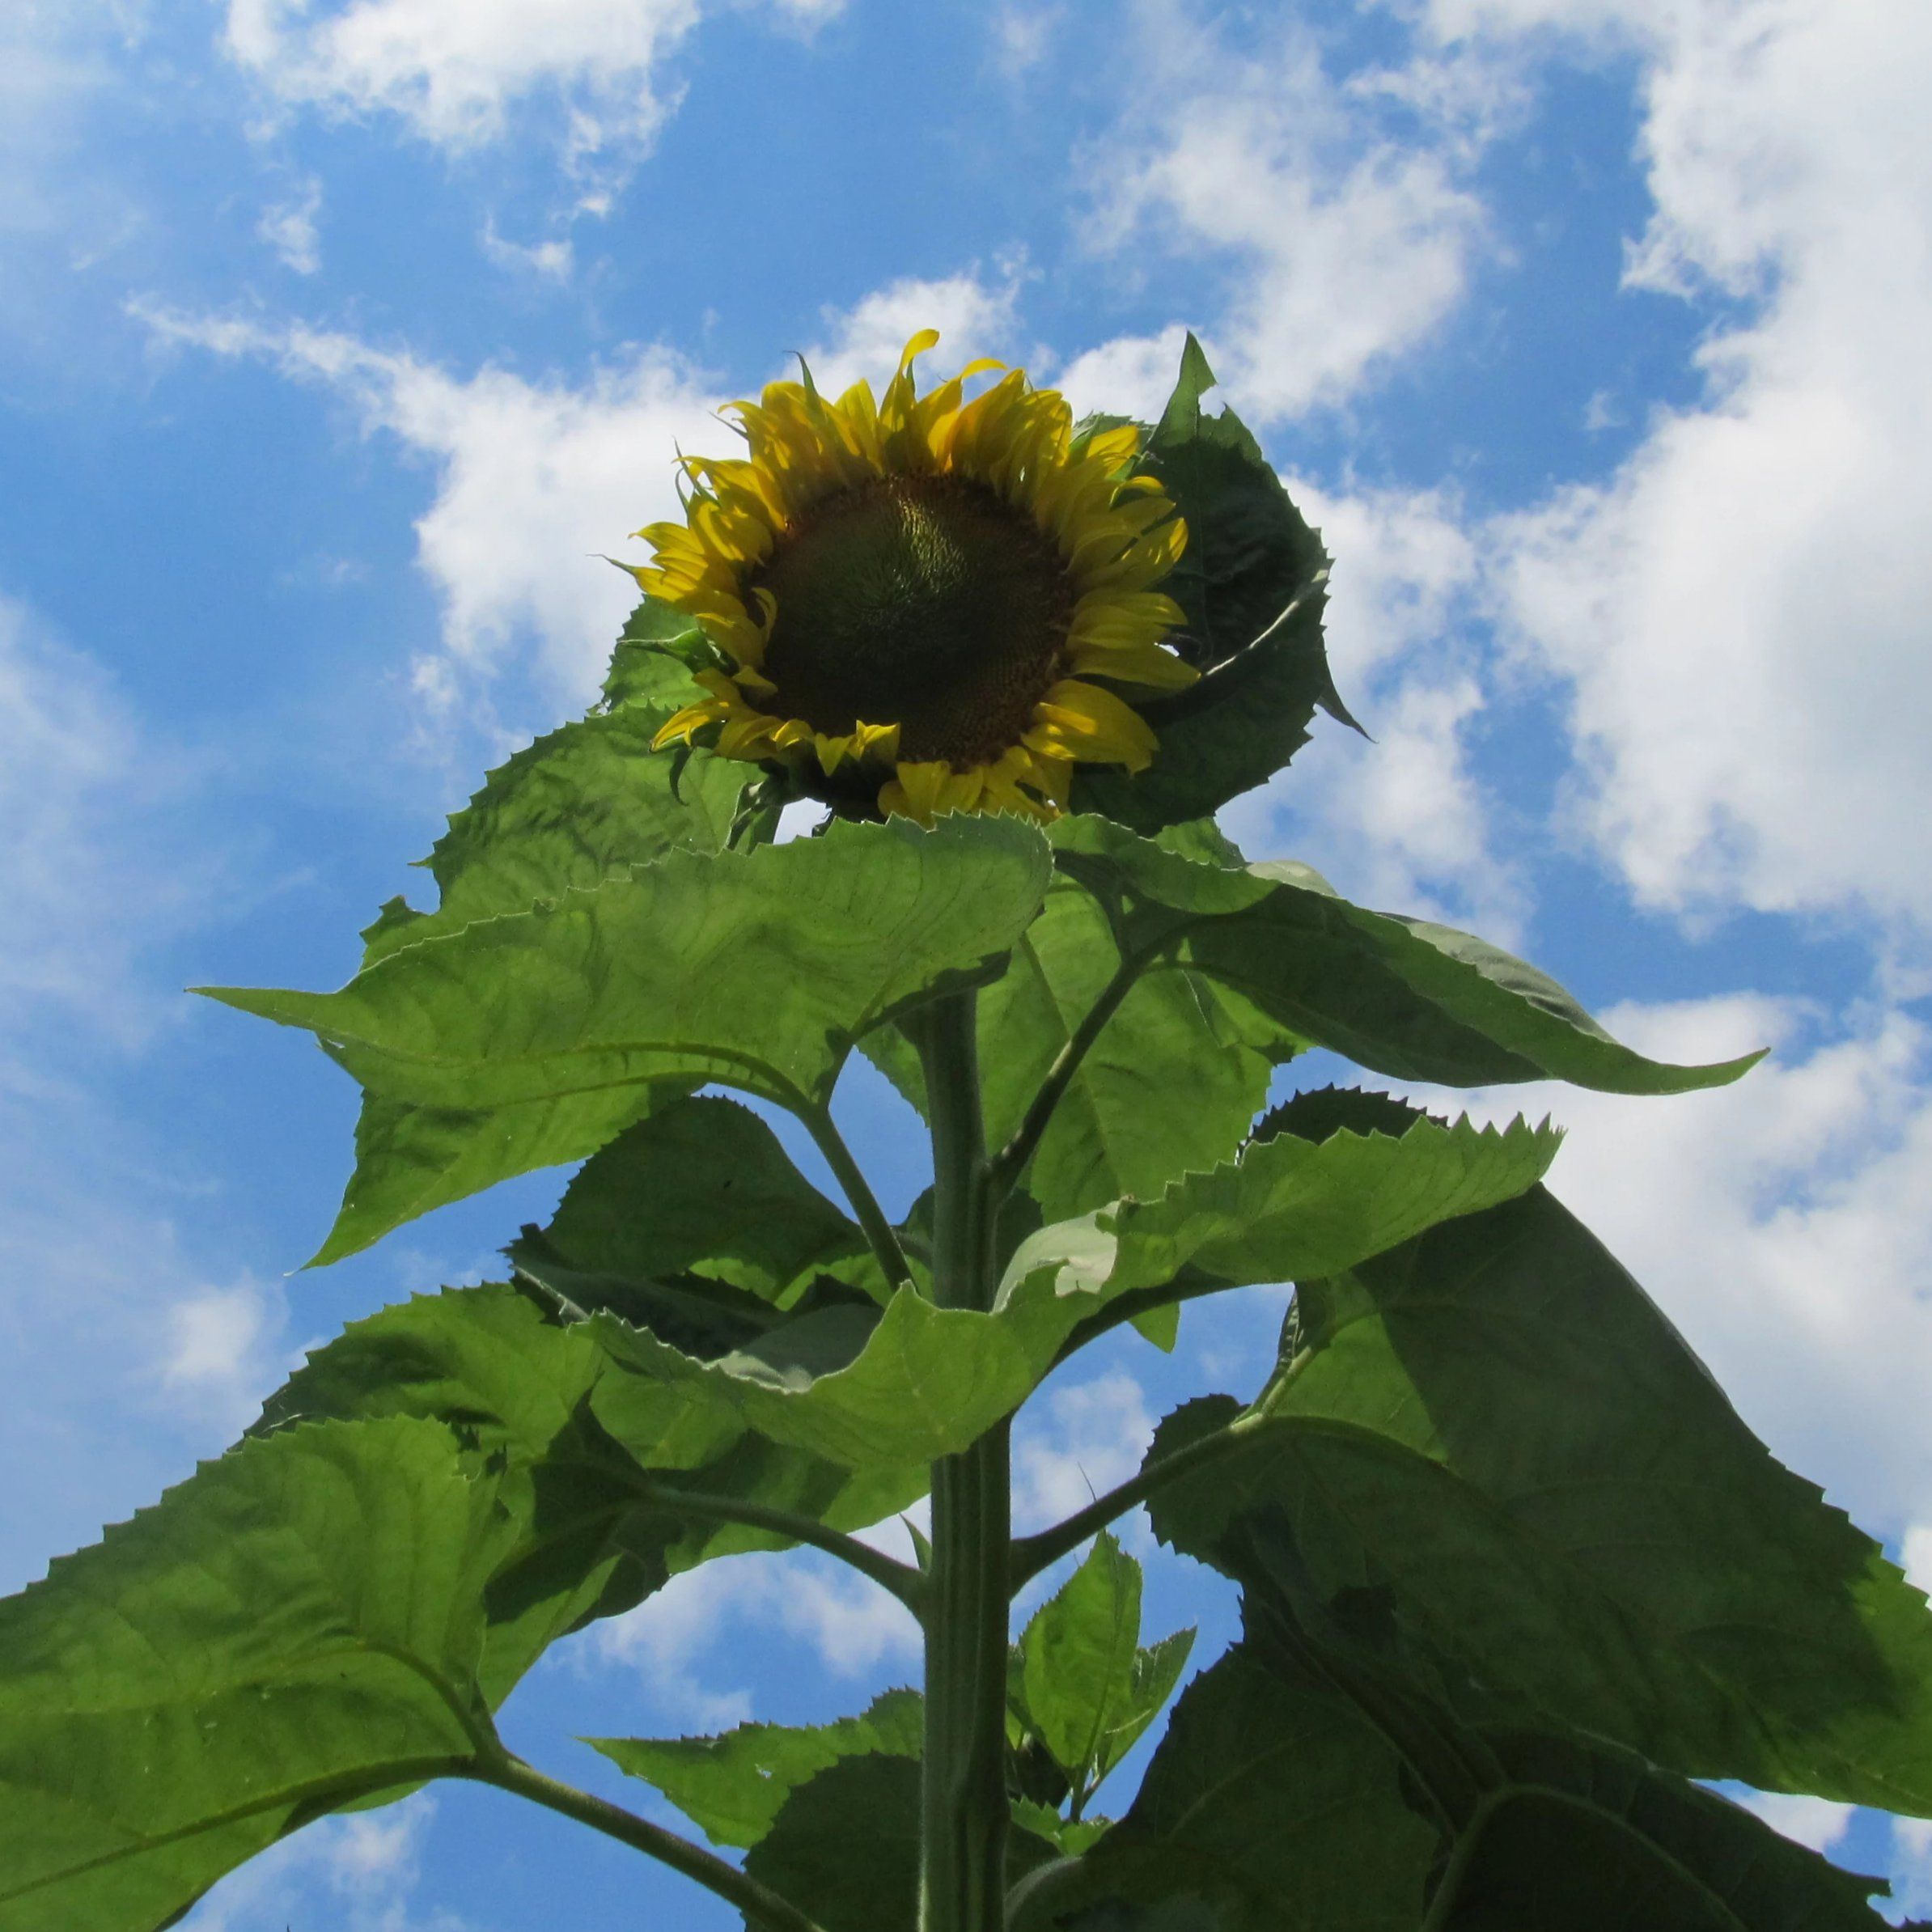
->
474, 1750, 827, 1932
914, 992, 1010, 1932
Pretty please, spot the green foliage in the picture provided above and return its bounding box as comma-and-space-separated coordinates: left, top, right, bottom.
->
203, 813, 1053, 1261
591, 1689, 925, 1847
0, 1421, 507, 1931
1075, 335, 1351, 828
1015, 1534, 1194, 1818
11, 337, 1926, 1932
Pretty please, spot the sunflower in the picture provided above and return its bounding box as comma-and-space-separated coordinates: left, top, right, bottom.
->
637, 331, 1195, 824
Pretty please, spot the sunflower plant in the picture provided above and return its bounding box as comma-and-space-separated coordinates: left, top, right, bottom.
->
6, 335, 1932, 1932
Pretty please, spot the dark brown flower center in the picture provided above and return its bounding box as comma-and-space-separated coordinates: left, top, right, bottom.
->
750, 472, 1070, 767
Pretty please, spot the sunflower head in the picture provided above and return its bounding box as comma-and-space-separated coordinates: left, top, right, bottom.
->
637, 331, 1195, 824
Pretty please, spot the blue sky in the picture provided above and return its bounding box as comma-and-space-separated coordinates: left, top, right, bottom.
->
6, 0, 1932, 1921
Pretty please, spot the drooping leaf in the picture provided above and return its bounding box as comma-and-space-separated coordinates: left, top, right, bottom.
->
1075, 335, 1349, 829
205, 815, 1053, 1261
1001, 1107, 1562, 1345
0, 1419, 506, 1932
256, 1285, 922, 1690
506, 1092, 882, 1316
1053, 1623, 1895, 1932
589, 1688, 923, 1849
1050, 816, 1761, 1095
1144, 1155, 1932, 1815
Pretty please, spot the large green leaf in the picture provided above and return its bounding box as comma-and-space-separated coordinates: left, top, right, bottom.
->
1001, 1104, 1561, 1346
359, 706, 744, 968
589, 1688, 924, 1849
0, 1419, 506, 1932
506, 1092, 883, 1316
1036, 1644, 1435, 1932
1074, 336, 1351, 829
256, 1284, 922, 1690
1048, 1628, 1896, 1932
1144, 1142, 1932, 1815
585, 1096, 1557, 1472
1050, 816, 1760, 1095
205, 815, 1053, 1260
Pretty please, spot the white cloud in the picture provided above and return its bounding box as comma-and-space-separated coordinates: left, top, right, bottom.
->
131, 270, 1026, 727
1070, 0, 1493, 424
1222, 480, 1523, 939
160, 1277, 293, 1437
134, 303, 722, 714
1735, 1789, 1856, 1854
223, 0, 842, 179
802, 269, 1023, 398
991, 3, 1062, 80
591, 1544, 922, 1727
1432, 0, 1932, 953
0, 589, 224, 1045
257, 174, 322, 273
182, 1791, 464, 1932
479, 216, 573, 281
1014, 1369, 1155, 1536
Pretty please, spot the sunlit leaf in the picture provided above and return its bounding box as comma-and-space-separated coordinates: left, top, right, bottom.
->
1050, 816, 1761, 1095
0, 1420, 505, 1932
205, 815, 1052, 1261
590, 1688, 923, 1848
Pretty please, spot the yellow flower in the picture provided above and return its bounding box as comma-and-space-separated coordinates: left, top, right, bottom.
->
638, 331, 1195, 824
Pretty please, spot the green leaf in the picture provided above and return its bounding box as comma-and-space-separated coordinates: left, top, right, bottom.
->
1438, 1725, 1892, 1931
1074, 335, 1351, 829
1057, 1626, 1895, 1932
601, 591, 730, 709
1050, 816, 1761, 1095
866, 865, 1295, 1226
506, 1093, 882, 1316
1057, 1644, 1437, 1931
205, 815, 1053, 1260
1148, 1167, 1932, 1815
1001, 1105, 1562, 1341
1020, 1533, 1146, 1786
1099, 1629, 1195, 1788
745, 1752, 1061, 1932
307, 1083, 688, 1269
589, 1688, 923, 1849
256, 1284, 922, 1689
359, 705, 744, 970
0, 1418, 506, 1932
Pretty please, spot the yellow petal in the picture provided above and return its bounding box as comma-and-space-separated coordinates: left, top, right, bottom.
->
1026, 680, 1159, 771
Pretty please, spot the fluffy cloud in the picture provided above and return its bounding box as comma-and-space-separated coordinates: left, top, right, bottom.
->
1222, 480, 1523, 938
223, 0, 841, 174
1434, 0, 1932, 952
591, 1544, 922, 1728
1065, 0, 1493, 424
135, 303, 722, 714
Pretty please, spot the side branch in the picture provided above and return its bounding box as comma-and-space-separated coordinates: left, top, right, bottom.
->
639, 1479, 927, 1613
797, 1098, 913, 1300
473, 1751, 828, 1932
988, 954, 1144, 1197
1008, 1409, 1265, 1591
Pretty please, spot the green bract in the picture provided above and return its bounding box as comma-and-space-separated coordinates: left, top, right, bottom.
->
2, 338, 1917, 1932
